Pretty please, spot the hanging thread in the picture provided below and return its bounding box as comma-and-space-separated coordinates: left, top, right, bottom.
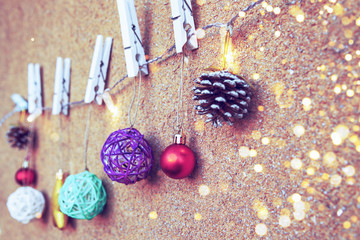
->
175, 52, 185, 133
128, 72, 142, 128
25, 123, 35, 163
58, 116, 64, 171
23, 122, 35, 186
83, 105, 92, 171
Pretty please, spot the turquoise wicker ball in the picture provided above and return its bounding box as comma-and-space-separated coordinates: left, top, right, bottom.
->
58, 171, 107, 220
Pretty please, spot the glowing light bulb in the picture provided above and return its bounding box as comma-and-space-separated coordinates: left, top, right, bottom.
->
291, 193, 301, 202
249, 149, 257, 157
293, 125, 305, 137
294, 201, 305, 211
323, 152, 338, 168
306, 167, 315, 175
195, 28, 206, 39
294, 210, 305, 220
257, 207, 269, 220
346, 89, 354, 97
266, 6, 273, 12
334, 85, 341, 94
331, 74, 338, 82
194, 213, 202, 220
274, 7, 281, 15
27, 108, 42, 122
342, 165, 355, 177
309, 150, 320, 160
279, 215, 291, 227
239, 146, 250, 158
101, 91, 117, 114
149, 211, 158, 219
261, 137, 270, 145
296, 14, 305, 22
331, 132, 342, 145
343, 221, 351, 229
199, 185, 210, 196
330, 174, 342, 186
255, 223, 267, 236
356, 17, 360, 26
254, 164, 263, 172
345, 54, 352, 61
291, 158, 303, 170
302, 97, 312, 111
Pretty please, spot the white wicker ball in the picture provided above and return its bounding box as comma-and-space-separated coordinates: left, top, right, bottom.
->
7, 186, 45, 224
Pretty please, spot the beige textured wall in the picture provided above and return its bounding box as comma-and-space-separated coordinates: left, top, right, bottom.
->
0, 0, 359, 239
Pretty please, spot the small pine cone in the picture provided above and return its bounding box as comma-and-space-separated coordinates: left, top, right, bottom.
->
193, 71, 251, 127
6, 125, 30, 149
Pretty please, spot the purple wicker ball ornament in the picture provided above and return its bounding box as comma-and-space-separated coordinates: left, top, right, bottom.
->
100, 128, 153, 185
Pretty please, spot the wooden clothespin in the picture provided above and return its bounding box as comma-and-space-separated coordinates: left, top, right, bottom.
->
117, 0, 148, 78
170, 0, 198, 53
52, 57, 71, 115
27, 63, 42, 122
84, 35, 113, 105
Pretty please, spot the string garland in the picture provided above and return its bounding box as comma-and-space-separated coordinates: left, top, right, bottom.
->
0, 0, 303, 126
0, 109, 16, 127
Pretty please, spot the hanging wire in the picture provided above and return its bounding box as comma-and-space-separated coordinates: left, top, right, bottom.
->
228, 0, 264, 26
0, 0, 279, 127
83, 105, 92, 171
21, 121, 36, 186
175, 52, 185, 133
58, 115, 64, 171
0, 109, 17, 127
108, 74, 128, 92
128, 72, 142, 128
21, 122, 34, 185
25, 123, 35, 164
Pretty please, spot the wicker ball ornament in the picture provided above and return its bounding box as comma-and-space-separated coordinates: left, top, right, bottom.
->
58, 171, 107, 220
7, 186, 45, 224
101, 128, 153, 185
193, 71, 252, 127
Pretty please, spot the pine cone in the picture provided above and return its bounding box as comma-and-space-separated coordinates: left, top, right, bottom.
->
193, 71, 251, 127
6, 125, 30, 149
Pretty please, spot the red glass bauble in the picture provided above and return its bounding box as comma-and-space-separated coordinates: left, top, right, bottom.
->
160, 144, 196, 179
15, 168, 36, 186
